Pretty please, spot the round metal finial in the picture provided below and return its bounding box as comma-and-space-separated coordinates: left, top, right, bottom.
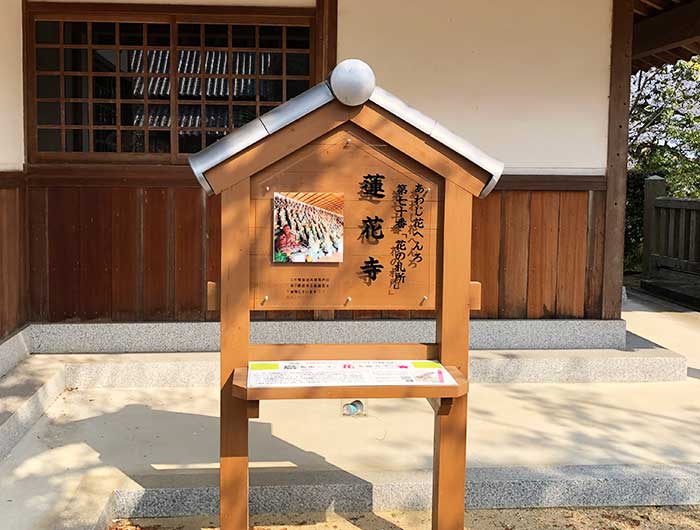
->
329, 59, 376, 107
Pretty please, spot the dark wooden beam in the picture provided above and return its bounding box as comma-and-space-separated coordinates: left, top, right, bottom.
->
26, 2, 314, 18
496, 174, 606, 191
633, 0, 700, 59
0, 171, 25, 189
24, 164, 609, 191
602, 0, 634, 319
313, 0, 338, 82
25, 164, 199, 188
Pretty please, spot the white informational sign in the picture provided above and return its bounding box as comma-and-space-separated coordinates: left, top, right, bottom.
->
247, 360, 457, 388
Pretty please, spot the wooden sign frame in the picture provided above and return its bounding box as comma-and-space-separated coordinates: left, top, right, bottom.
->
205, 99, 490, 530
249, 126, 442, 311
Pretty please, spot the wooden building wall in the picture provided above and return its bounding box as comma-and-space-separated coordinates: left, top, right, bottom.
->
26, 171, 606, 322
15, 1, 626, 325
0, 177, 28, 340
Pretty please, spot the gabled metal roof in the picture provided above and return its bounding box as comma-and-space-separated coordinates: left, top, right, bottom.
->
189, 59, 504, 198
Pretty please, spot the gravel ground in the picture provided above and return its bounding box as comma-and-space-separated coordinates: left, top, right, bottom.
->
109, 505, 700, 530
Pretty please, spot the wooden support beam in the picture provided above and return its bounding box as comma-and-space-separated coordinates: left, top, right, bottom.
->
433, 183, 471, 530
428, 397, 454, 416
247, 400, 260, 419
250, 343, 438, 361
633, 0, 700, 59
220, 180, 251, 530
602, 0, 634, 319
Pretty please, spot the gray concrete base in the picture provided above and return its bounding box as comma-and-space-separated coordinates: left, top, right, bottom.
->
97, 464, 700, 528
0, 356, 65, 459
59, 345, 686, 389
0, 329, 685, 460
0, 328, 29, 379
0, 340, 687, 459
25, 319, 628, 353
471, 344, 686, 383
0, 343, 685, 459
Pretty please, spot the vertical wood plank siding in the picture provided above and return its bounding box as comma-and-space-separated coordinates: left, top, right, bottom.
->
526, 192, 560, 318
29, 188, 49, 322
0, 183, 28, 340
111, 189, 143, 321
143, 188, 171, 319
499, 191, 530, 318
471, 192, 501, 318
27, 186, 605, 322
79, 188, 112, 319
174, 189, 204, 320
48, 188, 80, 321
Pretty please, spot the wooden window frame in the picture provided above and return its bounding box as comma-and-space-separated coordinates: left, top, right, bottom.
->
24, 2, 318, 165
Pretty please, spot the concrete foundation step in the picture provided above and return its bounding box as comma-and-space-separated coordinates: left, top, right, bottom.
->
97, 465, 700, 529
0, 355, 65, 459
0, 340, 686, 460
470, 336, 686, 383
60, 339, 686, 388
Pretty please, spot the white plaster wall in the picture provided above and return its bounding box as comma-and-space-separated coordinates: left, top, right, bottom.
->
338, 0, 612, 174
0, 0, 25, 171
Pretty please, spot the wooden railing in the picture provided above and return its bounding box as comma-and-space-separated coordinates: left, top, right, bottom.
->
644, 176, 700, 275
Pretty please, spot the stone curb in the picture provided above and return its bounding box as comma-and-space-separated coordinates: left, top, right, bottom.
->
25, 319, 628, 353
61, 349, 687, 387
95, 464, 700, 528
0, 328, 29, 379
0, 367, 64, 460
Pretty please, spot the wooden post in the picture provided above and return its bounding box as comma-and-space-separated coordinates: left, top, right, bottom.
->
433, 181, 472, 530
220, 179, 251, 530
601, 0, 634, 319
643, 176, 666, 274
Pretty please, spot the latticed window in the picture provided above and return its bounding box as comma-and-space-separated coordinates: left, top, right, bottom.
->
30, 16, 313, 162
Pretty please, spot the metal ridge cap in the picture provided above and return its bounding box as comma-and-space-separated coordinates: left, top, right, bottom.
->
187, 81, 336, 194
369, 86, 437, 136
259, 81, 335, 134
188, 118, 269, 194
191, 164, 214, 195
369, 85, 504, 197
478, 170, 503, 198
429, 122, 504, 198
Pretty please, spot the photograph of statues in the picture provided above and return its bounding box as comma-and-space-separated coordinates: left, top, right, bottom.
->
273, 192, 344, 263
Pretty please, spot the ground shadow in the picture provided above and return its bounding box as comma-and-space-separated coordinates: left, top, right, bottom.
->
35, 402, 404, 530
624, 288, 696, 313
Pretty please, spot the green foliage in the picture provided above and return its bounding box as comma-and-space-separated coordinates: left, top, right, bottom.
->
626, 58, 700, 270
629, 58, 700, 198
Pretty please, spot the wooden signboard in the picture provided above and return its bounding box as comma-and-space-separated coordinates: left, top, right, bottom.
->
189, 62, 501, 530
250, 128, 441, 311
